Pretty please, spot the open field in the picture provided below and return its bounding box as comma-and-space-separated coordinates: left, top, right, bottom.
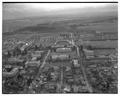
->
77, 23, 117, 33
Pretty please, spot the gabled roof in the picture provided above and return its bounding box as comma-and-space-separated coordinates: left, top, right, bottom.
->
25, 61, 40, 67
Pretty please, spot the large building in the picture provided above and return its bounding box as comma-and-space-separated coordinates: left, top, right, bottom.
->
56, 47, 72, 53
50, 54, 70, 61
52, 40, 73, 48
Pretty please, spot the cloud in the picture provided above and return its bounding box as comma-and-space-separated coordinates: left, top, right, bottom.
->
3, 3, 118, 20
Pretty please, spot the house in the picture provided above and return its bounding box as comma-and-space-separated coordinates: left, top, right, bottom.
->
3, 67, 19, 78
72, 59, 80, 67
25, 61, 41, 75
8, 57, 25, 66
31, 51, 43, 58
83, 49, 94, 59
25, 61, 41, 68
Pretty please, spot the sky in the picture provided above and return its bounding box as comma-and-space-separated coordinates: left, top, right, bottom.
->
3, 3, 118, 20
21, 3, 108, 11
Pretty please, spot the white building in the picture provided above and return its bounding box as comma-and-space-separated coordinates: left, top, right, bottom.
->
51, 54, 70, 61
56, 47, 72, 53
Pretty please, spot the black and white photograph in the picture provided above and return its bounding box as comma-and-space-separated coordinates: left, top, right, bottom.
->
2, 1, 118, 94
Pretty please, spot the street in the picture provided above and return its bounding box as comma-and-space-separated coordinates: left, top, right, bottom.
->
70, 32, 93, 93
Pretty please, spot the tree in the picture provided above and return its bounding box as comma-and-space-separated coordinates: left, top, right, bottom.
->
87, 45, 93, 50
7, 51, 11, 57
14, 47, 21, 56
35, 45, 38, 50
39, 44, 43, 50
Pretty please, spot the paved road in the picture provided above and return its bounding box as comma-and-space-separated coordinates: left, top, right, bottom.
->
70, 33, 80, 56
36, 50, 51, 78
34, 33, 93, 93
36, 39, 59, 77
60, 66, 64, 93
70, 32, 93, 93
79, 51, 93, 93
40, 50, 51, 68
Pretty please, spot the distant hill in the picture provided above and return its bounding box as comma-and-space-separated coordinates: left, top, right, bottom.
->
3, 5, 118, 35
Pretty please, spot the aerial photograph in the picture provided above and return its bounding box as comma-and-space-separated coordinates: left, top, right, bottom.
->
2, 2, 118, 94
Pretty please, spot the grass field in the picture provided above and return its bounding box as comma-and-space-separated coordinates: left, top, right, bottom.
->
77, 22, 117, 33
82, 40, 118, 48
